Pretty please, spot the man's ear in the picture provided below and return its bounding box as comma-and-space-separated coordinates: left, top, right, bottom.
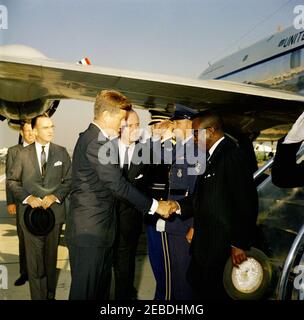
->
102, 110, 109, 122
33, 128, 38, 137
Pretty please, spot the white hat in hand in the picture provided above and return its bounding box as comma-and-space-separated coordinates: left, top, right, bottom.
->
284, 111, 304, 143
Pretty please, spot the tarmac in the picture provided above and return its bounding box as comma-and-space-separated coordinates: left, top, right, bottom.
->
0, 165, 156, 300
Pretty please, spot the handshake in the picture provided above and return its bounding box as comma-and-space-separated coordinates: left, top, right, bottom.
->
156, 200, 180, 219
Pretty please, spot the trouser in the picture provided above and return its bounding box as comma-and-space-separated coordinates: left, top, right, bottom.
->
167, 232, 192, 300
69, 245, 113, 300
16, 210, 27, 277
146, 225, 171, 300
22, 223, 62, 300
113, 235, 140, 300
187, 260, 229, 300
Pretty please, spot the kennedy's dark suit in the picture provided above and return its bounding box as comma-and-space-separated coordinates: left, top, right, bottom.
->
5, 144, 27, 278
67, 124, 153, 300
7, 143, 72, 299
180, 137, 258, 299
113, 141, 149, 300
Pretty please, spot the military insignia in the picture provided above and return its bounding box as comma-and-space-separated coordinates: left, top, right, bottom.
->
177, 169, 183, 178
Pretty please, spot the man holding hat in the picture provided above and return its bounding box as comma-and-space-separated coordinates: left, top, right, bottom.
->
7, 114, 72, 300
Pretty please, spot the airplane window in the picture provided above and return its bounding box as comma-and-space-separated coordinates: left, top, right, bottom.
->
290, 50, 301, 69
242, 54, 248, 62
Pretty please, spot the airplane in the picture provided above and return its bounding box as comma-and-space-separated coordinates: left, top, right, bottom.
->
1, 25, 304, 301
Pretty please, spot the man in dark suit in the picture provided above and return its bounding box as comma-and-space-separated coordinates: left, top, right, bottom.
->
113, 109, 148, 300
173, 112, 258, 300
7, 114, 72, 300
5, 121, 35, 286
66, 90, 174, 300
272, 111, 304, 187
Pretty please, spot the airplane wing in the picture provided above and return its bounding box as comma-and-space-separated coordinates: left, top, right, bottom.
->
1, 51, 304, 131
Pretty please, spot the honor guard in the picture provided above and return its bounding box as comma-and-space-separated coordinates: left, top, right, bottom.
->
145, 110, 175, 300
156, 104, 204, 300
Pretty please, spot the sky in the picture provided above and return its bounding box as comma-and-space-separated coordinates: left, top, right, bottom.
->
0, 0, 300, 151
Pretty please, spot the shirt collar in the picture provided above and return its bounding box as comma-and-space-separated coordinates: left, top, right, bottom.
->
208, 136, 225, 158
35, 141, 50, 150
118, 139, 135, 149
23, 142, 30, 147
92, 122, 111, 140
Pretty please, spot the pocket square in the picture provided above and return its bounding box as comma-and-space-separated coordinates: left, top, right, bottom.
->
54, 161, 62, 167
134, 174, 143, 180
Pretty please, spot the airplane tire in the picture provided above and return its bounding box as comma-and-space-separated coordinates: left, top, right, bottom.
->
223, 247, 272, 300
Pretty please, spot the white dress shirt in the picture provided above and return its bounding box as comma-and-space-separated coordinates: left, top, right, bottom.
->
35, 142, 50, 174
118, 139, 136, 169
208, 136, 225, 159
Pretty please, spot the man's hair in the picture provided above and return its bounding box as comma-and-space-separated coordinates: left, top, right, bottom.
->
94, 90, 132, 119
31, 113, 50, 129
194, 111, 224, 132
20, 120, 32, 131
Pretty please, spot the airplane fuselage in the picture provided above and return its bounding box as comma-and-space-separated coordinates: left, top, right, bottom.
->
200, 26, 304, 95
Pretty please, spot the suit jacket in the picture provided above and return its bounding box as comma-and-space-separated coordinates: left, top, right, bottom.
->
180, 137, 258, 268
7, 143, 72, 224
67, 124, 153, 248
272, 137, 304, 188
6, 144, 23, 205
116, 141, 150, 245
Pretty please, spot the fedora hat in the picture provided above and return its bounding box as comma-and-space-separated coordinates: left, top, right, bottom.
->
24, 205, 55, 236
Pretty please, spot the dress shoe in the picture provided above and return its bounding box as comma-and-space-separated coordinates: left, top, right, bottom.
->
14, 275, 28, 286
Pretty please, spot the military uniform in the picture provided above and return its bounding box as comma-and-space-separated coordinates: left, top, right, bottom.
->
165, 138, 203, 299
159, 104, 203, 300
144, 110, 174, 300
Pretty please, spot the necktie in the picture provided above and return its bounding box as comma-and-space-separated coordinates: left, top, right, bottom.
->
123, 146, 129, 176
41, 146, 47, 177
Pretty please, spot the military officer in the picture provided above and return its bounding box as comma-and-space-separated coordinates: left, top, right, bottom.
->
156, 104, 204, 300
145, 110, 175, 300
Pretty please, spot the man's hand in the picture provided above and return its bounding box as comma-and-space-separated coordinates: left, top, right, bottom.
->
167, 200, 180, 212
186, 227, 194, 244
27, 196, 43, 209
231, 247, 247, 267
41, 194, 58, 210
156, 201, 175, 219
284, 111, 304, 143
7, 204, 17, 215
